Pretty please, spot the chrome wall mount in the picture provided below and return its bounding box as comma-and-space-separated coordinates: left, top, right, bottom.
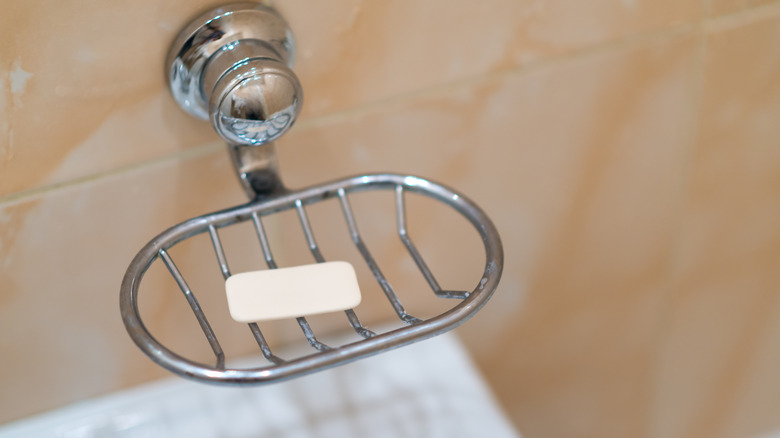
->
166, 2, 301, 198
121, 2, 503, 384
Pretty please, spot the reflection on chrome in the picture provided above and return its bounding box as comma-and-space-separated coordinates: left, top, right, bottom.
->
166, 3, 301, 145
219, 105, 296, 145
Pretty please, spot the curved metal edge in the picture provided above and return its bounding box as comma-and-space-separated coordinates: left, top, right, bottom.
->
120, 173, 503, 384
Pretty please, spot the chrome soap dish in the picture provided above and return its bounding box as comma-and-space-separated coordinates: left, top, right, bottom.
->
120, 2, 503, 384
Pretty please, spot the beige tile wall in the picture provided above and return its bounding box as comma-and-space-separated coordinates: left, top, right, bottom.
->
1, 1, 779, 437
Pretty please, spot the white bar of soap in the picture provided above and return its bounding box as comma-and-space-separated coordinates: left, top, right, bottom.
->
225, 261, 362, 323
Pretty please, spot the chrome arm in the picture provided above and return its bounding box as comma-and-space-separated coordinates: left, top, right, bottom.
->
228, 141, 285, 199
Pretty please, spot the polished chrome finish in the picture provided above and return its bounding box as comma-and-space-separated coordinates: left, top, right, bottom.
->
249, 322, 284, 364
295, 200, 376, 339
166, 2, 302, 146
207, 225, 231, 279
338, 188, 422, 325
126, 1, 503, 385
121, 174, 504, 384
396, 185, 469, 300
211, 56, 301, 146
228, 142, 285, 199
158, 248, 225, 370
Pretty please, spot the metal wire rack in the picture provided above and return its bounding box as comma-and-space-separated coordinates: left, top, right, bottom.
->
120, 173, 503, 384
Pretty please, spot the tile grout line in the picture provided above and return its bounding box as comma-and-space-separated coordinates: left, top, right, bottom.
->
0, 23, 710, 207
1, 4, 773, 208
0, 141, 223, 207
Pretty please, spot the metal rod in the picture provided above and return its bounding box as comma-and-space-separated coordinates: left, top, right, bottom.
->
211, 222, 286, 363
295, 200, 325, 262
252, 208, 331, 350
207, 225, 231, 280
295, 200, 376, 339
158, 248, 225, 369
249, 323, 285, 364
345, 310, 375, 338
251, 212, 278, 269
337, 188, 421, 325
246, 212, 289, 360
395, 186, 468, 299
296, 317, 331, 351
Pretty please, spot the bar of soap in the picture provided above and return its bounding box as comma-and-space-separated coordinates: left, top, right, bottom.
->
225, 261, 362, 323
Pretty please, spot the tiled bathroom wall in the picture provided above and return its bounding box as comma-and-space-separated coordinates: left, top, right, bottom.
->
1, 1, 779, 437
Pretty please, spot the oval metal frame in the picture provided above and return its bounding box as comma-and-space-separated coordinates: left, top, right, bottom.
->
120, 173, 503, 384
